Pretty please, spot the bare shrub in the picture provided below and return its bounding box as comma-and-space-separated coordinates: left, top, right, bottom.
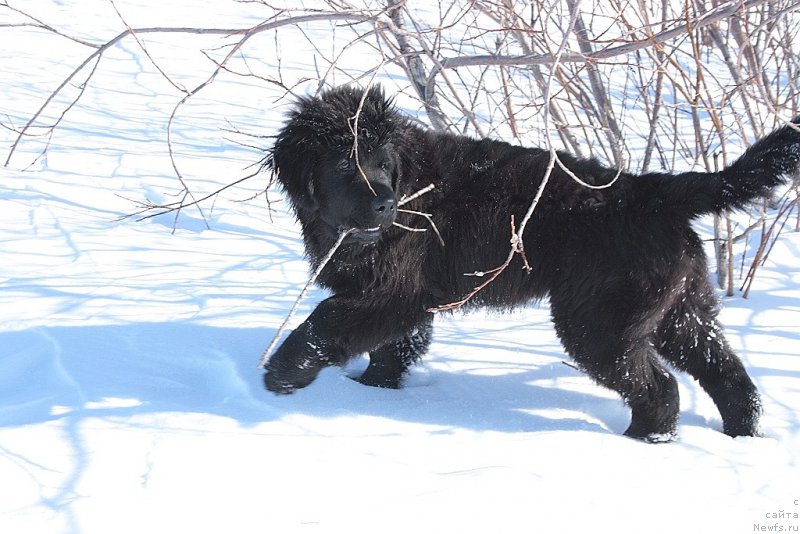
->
2, 0, 798, 295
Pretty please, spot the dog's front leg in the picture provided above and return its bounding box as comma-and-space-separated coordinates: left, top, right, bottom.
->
263, 319, 343, 394
263, 295, 428, 394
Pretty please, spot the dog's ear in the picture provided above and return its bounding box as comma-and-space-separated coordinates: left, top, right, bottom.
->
272, 142, 319, 213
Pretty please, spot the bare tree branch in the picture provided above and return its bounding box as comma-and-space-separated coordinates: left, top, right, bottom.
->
422, 0, 795, 113
3, 10, 376, 167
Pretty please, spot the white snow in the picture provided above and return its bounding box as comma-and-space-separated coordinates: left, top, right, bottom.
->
1, 1, 799, 533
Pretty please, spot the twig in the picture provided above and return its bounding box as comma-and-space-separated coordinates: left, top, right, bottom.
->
347, 69, 384, 196
108, 0, 188, 94
397, 208, 445, 246
565, 0, 624, 167
393, 222, 427, 232
3, 11, 374, 167
431, 263, 506, 312
257, 228, 354, 369
760, 197, 798, 265
1, 2, 100, 48
380, 0, 449, 130
24, 54, 102, 170
394, 183, 443, 244
429, 215, 528, 312
118, 169, 263, 222
423, 0, 784, 108
740, 195, 798, 297
398, 183, 435, 205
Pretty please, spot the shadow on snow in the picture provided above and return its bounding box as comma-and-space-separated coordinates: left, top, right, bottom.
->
0, 322, 623, 435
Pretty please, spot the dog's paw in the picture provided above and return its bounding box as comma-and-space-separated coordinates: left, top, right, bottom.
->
353, 372, 402, 389
624, 430, 678, 444
262, 324, 332, 394
263, 370, 299, 395
263, 358, 322, 394
623, 416, 678, 443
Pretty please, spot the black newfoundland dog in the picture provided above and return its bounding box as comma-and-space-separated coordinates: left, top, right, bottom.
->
263, 85, 800, 441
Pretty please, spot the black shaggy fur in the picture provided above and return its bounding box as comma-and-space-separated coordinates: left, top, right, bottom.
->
263, 85, 800, 441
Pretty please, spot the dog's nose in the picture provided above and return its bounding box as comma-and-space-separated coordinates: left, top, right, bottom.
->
371, 194, 395, 215
370, 191, 396, 226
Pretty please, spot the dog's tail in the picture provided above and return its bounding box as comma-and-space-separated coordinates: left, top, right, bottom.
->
638, 117, 800, 217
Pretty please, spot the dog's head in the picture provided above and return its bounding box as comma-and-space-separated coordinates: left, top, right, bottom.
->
270, 85, 409, 245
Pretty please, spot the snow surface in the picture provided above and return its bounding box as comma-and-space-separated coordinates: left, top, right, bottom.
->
1, 1, 799, 533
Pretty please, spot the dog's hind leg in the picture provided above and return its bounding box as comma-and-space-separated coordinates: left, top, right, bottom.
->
655, 280, 761, 437
358, 316, 433, 389
551, 296, 680, 442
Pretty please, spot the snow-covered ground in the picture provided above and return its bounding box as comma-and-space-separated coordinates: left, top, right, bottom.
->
1, 1, 799, 533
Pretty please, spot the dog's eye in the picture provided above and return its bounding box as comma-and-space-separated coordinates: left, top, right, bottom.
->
337, 159, 354, 172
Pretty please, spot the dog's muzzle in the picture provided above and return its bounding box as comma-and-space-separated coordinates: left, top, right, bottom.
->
349, 187, 396, 243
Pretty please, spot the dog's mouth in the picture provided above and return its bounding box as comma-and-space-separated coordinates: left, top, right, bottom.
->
342, 225, 383, 244
322, 217, 389, 245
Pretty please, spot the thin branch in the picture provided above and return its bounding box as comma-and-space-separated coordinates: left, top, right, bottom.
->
740, 194, 799, 297
347, 69, 385, 196
565, 0, 624, 166
393, 222, 427, 232
119, 169, 263, 223
422, 0, 790, 112
108, 0, 188, 94
396, 184, 437, 208
1, 2, 101, 48
381, 0, 449, 130
4, 11, 375, 167
397, 208, 445, 246
257, 228, 355, 369
23, 54, 102, 170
